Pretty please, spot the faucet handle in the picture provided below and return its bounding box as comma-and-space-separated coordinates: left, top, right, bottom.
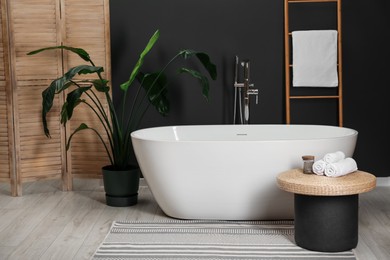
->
247, 88, 259, 104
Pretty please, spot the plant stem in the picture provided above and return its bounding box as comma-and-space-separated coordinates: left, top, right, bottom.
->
80, 100, 114, 162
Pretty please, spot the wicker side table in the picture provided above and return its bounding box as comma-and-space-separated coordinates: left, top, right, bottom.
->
277, 169, 376, 252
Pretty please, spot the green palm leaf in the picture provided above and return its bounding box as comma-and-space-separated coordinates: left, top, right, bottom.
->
120, 30, 160, 91
27, 46, 91, 62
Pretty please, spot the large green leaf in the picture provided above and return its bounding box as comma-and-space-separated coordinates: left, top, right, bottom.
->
50, 65, 102, 95
179, 68, 210, 101
64, 65, 103, 82
93, 79, 110, 92
41, 86, 56, 137
41, 80, 74, 137
61, 86, 91, 124
138, 72, 169, 116
41, 65, 102, 137
179, 50, 217, 81
195, 52, 217, 80
27, 45, 91, 62
120, 30, 160, 91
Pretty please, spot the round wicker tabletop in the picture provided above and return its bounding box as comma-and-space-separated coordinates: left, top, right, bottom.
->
277, 169, 376, 196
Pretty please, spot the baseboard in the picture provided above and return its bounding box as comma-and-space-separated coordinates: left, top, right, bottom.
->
376, 177, 390, 187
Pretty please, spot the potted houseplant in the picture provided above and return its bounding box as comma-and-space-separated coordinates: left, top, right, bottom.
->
27, 29, 217, 206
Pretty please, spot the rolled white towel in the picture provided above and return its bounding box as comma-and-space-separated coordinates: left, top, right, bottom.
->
312, 159, 327, 175
323, 151, 345, 163
324, 157, 358, 177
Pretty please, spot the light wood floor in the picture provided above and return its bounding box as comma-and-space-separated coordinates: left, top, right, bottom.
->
0, 178, 389, 260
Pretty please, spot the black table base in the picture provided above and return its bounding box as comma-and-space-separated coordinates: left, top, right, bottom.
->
294, 194, 358, 252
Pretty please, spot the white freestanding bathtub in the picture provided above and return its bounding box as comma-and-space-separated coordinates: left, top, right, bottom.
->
131, 124, 358, 220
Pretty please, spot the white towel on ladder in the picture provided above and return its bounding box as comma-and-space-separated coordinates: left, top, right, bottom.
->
292, 30, 338, 87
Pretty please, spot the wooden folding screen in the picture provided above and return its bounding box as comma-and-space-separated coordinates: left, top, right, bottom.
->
0, 0, 111, 196
0, 1, 15, 194
62, 0, 111, 189
284, 0, 343, 126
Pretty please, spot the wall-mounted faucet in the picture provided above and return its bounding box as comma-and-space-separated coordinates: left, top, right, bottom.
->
233, 56, 258, 124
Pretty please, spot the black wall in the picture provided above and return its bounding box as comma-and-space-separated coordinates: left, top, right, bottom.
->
110, 0, 389, 177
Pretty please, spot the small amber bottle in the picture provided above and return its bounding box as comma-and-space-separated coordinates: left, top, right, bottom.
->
302, 155, 315, 174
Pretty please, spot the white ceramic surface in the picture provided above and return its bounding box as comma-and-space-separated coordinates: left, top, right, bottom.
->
131, 124, 358, 220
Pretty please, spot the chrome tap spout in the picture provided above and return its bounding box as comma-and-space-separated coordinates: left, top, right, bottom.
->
233, 56, 258, 124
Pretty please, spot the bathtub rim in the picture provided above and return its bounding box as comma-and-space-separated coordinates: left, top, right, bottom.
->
131, 124, 358, 143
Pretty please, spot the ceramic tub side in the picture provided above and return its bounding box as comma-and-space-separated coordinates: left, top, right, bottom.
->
131, 125, 357, 220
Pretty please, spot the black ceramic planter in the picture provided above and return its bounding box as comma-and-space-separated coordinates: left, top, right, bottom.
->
102, 165, 140, 207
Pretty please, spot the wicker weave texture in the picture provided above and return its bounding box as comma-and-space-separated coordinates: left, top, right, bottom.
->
277, 169, 376, 196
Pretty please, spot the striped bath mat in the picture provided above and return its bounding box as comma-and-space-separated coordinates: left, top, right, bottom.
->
92, 220, 356, 259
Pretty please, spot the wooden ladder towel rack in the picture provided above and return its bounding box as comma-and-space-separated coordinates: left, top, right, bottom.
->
284, 0, 343, 126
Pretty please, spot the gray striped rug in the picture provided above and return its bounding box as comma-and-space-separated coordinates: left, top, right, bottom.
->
92, 220, 356, 260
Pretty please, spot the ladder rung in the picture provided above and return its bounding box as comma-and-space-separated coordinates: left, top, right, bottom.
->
288, 31, 337, 36
289, 64, 339, 67
288, 0, 338, 3
290, 95, 340, 99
